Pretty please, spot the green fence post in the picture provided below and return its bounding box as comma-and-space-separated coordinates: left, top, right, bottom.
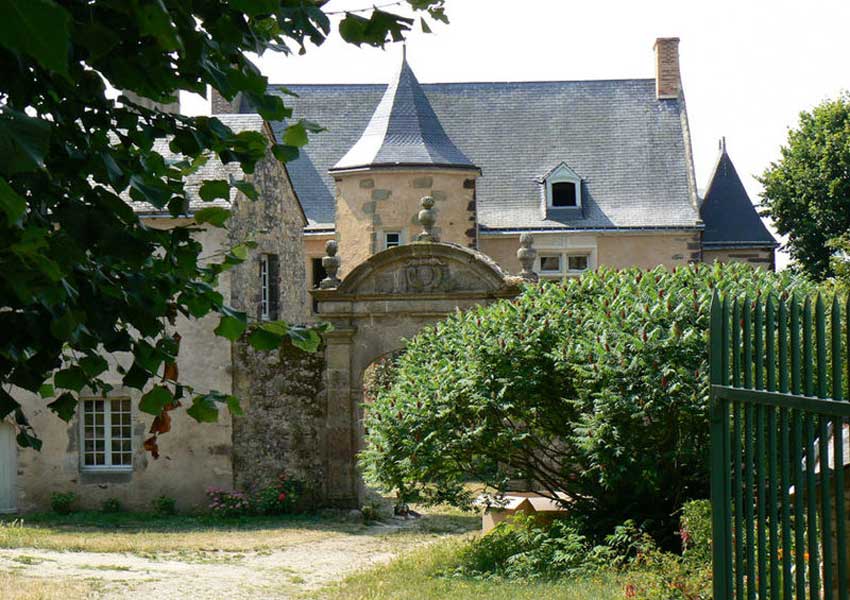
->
711, 290, 731, 600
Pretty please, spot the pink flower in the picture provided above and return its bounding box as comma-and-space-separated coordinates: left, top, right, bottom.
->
278, 492, 287, 502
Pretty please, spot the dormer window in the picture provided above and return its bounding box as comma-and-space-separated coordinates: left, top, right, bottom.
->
543, 162, 582, 211
551, 182, 577, 207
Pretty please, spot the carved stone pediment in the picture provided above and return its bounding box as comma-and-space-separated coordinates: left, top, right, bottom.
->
334, 242, 512, 297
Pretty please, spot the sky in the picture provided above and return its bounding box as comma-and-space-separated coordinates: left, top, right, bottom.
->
183, 0, 850, 268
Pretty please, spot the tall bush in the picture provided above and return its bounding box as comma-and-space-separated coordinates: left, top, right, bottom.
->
360, 263, 815, 545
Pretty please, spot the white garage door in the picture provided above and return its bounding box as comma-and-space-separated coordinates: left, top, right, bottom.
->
0, 423, 16, 514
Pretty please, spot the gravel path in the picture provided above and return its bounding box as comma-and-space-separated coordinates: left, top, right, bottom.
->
0, 521, 428, 599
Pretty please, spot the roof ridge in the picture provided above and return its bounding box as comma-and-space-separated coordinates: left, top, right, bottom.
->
271, 77, 655, 88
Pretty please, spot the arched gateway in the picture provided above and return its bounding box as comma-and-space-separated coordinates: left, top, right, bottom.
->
311, 239, 523, 506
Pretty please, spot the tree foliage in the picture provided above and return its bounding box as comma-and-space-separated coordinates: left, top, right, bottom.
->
759, 94, 850, 280
0, 0, 446, 447
360, 264, 816, 544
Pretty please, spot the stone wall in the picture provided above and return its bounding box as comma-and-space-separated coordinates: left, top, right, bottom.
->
230, 339, 326, 502
333, 169, 479, 277
228, 139, 310, 325
14, 224, 235, 513
703, 247, 775, 271
597, 231, 701, 268
481, 230, 701, 274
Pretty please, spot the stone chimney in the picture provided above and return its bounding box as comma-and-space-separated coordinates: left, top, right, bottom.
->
653, 37, 681, 99
210, 87, 242, 114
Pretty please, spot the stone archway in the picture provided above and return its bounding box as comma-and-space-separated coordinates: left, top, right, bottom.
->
311, 241, 521, 507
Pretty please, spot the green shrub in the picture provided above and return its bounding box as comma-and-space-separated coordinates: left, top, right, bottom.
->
679, 500, 711, 564
449, 514, 652, 580
253, 474, 303, 515
151, 495, 176, 516
101, 497, 122, 514
50, 491, 77, 515
360, 263, 816, 545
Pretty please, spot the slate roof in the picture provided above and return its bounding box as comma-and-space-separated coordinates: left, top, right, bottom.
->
331, 55, 477, 173
265, 73, 701, 231
131, 114, 266, 214
700, 141, 777, 248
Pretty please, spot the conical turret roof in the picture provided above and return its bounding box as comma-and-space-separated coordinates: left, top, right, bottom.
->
700, 138, 776, 248
330, 52, 477, 172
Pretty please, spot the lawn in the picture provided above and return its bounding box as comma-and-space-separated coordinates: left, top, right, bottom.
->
315, 537, 627, 600
0, 508, 632, 599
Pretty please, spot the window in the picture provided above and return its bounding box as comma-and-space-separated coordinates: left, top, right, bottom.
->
81, 398, 132, 470
543, 162, 582, 210
539, 255, 562, 273
568, 255, 589, 272
259, 254, 279, 321
311, 257, 327, 290
551, 182, 577, 207
384, 231, 402, 249
311, 257, 328, 313
537, 252, 592, 278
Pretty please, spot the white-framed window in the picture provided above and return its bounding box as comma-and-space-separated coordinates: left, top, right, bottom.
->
544, 162, 582, 210
259, 254, 279, 321
539, 254, 562, 274
259, 254, 270, 320
536, 253, 592, 278
384, 231, 402, 249
80, 397, 132, 471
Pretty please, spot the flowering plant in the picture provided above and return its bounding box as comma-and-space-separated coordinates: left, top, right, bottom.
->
206, 487, 251, 518
253, 473, 303, 515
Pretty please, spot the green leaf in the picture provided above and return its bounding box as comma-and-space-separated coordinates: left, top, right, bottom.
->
54, 367, 87, 392
214, 315, 247, 341
38, 384, 54, 399
288, 326, 321, 353
225, 395, 244, 417
195, 206, 232, 227
122, 363, 150, 390
187, 394, 219, 423
0, 108, 52, 174
247, 327, 282, 351
271, 144, 299, 163
47, 392, 77, 422
0, 177, 26, 225
420, 17, 432, 34
135, 1, 181, 51
260, 321, 289, 336
0, 0, 70, 75
140, 385, 172, 415
79, 355, 108, 378
229, 0, 280, 17
198, 179, 230, 201
283, 123, 309, 147
232, 180, 258, 200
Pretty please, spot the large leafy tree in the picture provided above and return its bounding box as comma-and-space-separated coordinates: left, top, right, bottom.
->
760, 94, 850, 280
0, 0, 446, 447
360, 264, 816, 546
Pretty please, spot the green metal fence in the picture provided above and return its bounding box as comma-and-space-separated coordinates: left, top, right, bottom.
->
710, 292, 850, 599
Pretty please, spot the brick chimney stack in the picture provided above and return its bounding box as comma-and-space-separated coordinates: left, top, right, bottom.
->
210, 87, 242, 114
653, 37, 681, 99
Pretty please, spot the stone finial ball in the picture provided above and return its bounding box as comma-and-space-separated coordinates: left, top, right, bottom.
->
519, 232, 534, 247
420, 195, 435, 209
325, 239, 338, 256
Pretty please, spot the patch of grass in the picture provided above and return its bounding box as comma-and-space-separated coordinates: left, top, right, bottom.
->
10, 555, 47, 565
0, 571, 92, 599
314, 537, 627, 600
0, 511, 367, 554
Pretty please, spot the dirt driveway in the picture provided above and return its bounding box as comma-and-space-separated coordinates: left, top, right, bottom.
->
0, 514, 476, 599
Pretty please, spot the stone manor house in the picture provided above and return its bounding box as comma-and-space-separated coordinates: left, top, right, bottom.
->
0, 38, 777, 514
